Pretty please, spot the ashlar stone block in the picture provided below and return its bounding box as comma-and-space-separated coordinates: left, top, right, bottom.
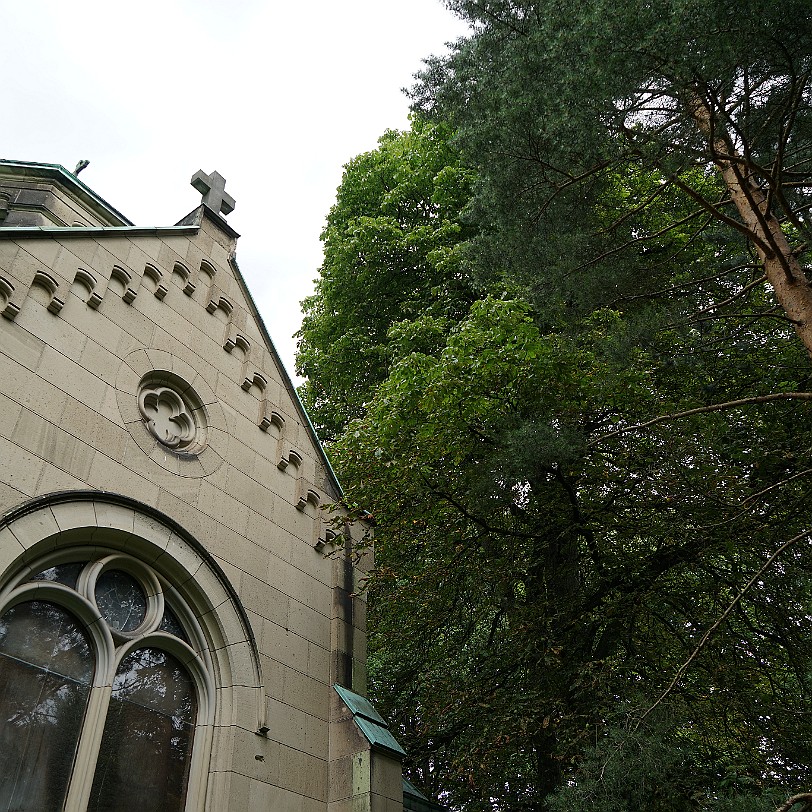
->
0, 434, 46, 496
0, 240, 19, 274
224, 465, 274, 522
0, 390, 24, 441
232, 725, 281, 785
282, 666, 330, 721
96, 291, 156, 346
79, 337, 121, 387
261, 622, 309, 675
13, 409, 96, 482
241, 573, 289, 627
18, 239, 60, 269
308, 641, 331, 686
34, 463, 88, 496
87, 450, 159, 508
0, 525, 27, 579
287, 599, 330, 650
6, 504, 59, 552
208, 722, 236, 774
198, 480, 250, 537
51, 500, 99, 534
36, 345, 111, 413
55, 237, 100, 267
0, 318, 45, 372
16, 299, 87, 364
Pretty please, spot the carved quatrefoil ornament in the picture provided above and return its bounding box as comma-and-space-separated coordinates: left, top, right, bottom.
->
138, 385, 196, 449
116, 350, 227, 476
134, 371, 208, 456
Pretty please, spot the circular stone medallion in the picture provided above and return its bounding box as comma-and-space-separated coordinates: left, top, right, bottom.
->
138, 374, 205, 453
116, 349, 227, 476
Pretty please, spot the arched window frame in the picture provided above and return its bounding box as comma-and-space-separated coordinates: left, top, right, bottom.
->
0, 493, 267, 812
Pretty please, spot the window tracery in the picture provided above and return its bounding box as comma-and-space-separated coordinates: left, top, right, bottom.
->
0, 550, 212, 812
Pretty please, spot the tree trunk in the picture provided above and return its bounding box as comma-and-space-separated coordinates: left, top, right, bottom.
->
688, 95, 812, 357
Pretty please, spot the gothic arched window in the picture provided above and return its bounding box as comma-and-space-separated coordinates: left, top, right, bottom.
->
0, 550, 214, 812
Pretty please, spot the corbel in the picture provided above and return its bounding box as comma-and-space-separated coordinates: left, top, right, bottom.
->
295, 482, 321, 513
172, 261, 195, 296
142, 263, 167, 301
258, 404, 285, 434
111, 265, 138, 304
205, 286, 233, 318
277, 446, 302, 474
30, 270, 66, 315
0, 276, 19, 319
73, 268, 99, 308
223, 322, 250, 356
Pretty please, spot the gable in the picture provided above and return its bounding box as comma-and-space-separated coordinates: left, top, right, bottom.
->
0, 166, 340, 511
0, 161, 397, 812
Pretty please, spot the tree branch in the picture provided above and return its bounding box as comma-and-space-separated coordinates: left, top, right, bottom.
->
691, 274, 767, 317
775, 793, 812, 812
636, 528, 811, 728
590, 392, 812, 446
742, 467, 812, 506
668, 173, 776, 257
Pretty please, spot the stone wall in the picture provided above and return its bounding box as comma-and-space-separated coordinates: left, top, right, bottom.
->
0, 168, 387, 811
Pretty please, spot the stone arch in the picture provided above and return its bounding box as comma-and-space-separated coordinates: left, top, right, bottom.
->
0, 491, 266, 750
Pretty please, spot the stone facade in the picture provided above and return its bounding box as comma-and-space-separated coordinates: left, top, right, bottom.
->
0, 160, 403, 811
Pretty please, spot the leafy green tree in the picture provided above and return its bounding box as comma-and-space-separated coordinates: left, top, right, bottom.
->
381, 2, 812, 799
296, 117, 477, 442
340, 289, 812, 810
300, 38, 812, 801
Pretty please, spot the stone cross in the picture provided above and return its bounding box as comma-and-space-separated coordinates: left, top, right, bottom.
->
191, 169, 235, 216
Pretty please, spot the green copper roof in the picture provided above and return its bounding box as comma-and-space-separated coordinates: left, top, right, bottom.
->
403, 778, 446, 812
333, 684, 406, 758
334, 683, 387, 725
0, 159, 134, 226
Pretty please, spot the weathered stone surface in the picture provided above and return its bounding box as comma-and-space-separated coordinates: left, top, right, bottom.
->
0, 159, 393, 812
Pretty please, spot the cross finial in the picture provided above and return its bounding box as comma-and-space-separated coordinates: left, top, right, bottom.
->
191, 169, 235, 216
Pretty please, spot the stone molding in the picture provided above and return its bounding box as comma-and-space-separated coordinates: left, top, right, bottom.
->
0, 226, 342, 497
116, 350, 227, 477
0, 491, 268, 802
0, 250, 275, 438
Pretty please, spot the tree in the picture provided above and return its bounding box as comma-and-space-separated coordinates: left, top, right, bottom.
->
301, 19, 812, 797
370, 5, 812, 805
338, 291, 812, 810
413, 0, 812, 353
296, 117, 477, 442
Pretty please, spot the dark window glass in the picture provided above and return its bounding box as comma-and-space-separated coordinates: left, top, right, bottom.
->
87, 648, 196, 812
94, 570, 147, 633
29, 561, 87, 589
159, 605, 189, 642
0, 601, 94, 812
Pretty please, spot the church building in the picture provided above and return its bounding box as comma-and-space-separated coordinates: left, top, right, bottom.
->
0, 159, 409, 811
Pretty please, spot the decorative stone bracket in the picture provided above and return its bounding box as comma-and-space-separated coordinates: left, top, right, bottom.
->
0, 275, 18, 319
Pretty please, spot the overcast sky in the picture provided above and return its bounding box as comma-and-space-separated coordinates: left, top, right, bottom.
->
2, 1, 468, 381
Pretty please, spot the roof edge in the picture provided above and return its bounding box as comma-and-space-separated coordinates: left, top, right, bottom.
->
0, 224, 199, 240
229, 252, 343, 497
0, 159, 135, 226
333, 684, 406, 759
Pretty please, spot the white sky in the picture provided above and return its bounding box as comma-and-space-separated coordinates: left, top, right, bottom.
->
1, 0, 468, 381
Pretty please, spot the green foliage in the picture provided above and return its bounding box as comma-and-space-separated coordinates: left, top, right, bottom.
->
296, 116, 477, 442
300, 25, 812, 800
341, 278, 812, 809
413, 0, 812, 330
546, 714, 790, 812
